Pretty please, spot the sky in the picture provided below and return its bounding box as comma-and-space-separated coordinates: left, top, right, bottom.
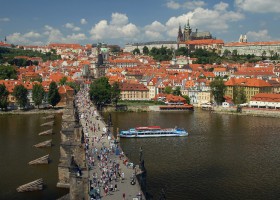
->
0, 0, 279, 47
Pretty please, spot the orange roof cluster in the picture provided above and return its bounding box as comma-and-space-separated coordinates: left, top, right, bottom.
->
48, 43, 82, 49
58, 85, 74, 94
251, 93, 280, 102
110, 59, 139, 64
203, 72, 215, 77
213, 67, 227, 72
165, 94, 186, 103
154, 93, 186, 103
0, 42, 11, 47
225, 78, 272, 87
0, 80, 22, 93
184, 39, 224, 45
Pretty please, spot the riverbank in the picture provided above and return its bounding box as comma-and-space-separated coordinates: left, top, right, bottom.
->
104, 105, 280, 118
0, 108, 64, 115
211, 106, 280, 118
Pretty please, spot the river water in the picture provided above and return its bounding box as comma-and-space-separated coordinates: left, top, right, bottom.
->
106, 110, 280, 200
0, 114, 68, 200
1, 110, 280, 200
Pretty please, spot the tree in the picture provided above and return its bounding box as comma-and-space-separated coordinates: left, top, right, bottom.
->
13, 84, 28, 109
89, 77, 111, 109
48, 81, 61, 107
172, 86, 182, 96
176, 47, 188, 56
164, 86, 172, 94
66, 81, 80, 94
223, 49, 231, 57
261, 50, 267, 60
0, 84, 9, 110
132, 48, 140, 55
33, 60, 39, 65
59, 76, 67, 85
143, 46, 149, 55
32, 83, 45, 108
210, 78, 226, 105
182, 95, 190, 104
111, 82, 121, 107
232, 49, 238, 56
233, 86, 247, 105
0, 65, 17, 80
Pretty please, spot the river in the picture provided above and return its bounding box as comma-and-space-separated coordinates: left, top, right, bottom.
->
1, 110, 280, 199
0, 113, 68, 200
105, 110, 280, 200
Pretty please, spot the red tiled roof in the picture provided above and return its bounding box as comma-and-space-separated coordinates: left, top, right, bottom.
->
251, 93, 280, 102
225, 78, 272, 87
119, 82, 148, 91
184, 39, 224, 45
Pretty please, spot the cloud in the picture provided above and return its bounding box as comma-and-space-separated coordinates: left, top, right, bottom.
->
66, 33, 87, 41
110, 13, 129, 26
165, 2, 244, 37
89, 13, 139, 40
166, 0, 180, 9
64, 23, 81, 31
166, 0, 206, 10
144, 21, 166, 39
6, 31, 42, 45
80, 18, 88, 25
235, 0, 280, 13
0, 17, 10, 22
214, 2, 228, 11
44, 25, 64, 43
24, 31, 41, 38
45, 25, 88, 43
246, 29, 271, 41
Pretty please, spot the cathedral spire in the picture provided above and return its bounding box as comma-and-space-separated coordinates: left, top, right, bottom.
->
186, 19, 191, 29
177, 24, 184, 43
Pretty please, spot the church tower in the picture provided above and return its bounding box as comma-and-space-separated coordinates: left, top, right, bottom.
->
177, 24, 184, 43
184, 19, 192, 41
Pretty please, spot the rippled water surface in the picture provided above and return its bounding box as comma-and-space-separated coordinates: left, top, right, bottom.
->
0, 114, 68, 200
107, 110, 280, 200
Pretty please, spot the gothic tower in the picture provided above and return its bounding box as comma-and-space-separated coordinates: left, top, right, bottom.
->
184, 19, 192, 41
177, 24, 184, 43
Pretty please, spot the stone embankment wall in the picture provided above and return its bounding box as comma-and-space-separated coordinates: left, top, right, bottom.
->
0, 108, 63, 115
213, 106, 280, 118
104, 105, 151, 112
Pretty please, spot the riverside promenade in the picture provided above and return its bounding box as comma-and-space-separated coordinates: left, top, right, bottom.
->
76, 89, 145, 200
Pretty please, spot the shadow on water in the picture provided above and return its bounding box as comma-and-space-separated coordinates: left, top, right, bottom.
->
0, 114, 68, 200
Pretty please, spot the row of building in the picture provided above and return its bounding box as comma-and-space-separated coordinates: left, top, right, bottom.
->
1, 36, 280, 110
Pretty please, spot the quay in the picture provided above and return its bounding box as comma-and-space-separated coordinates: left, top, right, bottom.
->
57, 89, 146, 200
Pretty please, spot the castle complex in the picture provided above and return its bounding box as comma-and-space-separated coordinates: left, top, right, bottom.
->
177, 20, 224, 53
177, 20, 213, 43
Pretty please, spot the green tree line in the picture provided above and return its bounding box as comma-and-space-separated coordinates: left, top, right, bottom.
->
0, 47, 61, 65
0, 81, 62, 110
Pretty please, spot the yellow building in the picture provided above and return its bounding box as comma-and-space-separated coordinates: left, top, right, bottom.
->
225, 78, 272, 102
120, 82, 149, 101
197, 91, 212, 106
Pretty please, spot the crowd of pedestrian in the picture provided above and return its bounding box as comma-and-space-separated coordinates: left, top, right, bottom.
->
75, 88, 143, 200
